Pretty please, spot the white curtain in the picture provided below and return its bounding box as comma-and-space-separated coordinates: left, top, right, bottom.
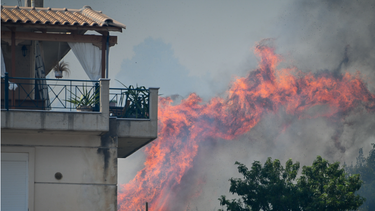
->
68, 43, 102, 80
1, 47, 17, 90
1, 47, 6, 77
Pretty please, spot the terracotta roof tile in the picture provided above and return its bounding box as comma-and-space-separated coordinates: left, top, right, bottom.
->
41, 10, 60, 25
56, 11, 78, 25
81, 7, 111, 25
72, 11, 98, 26
2, 8, 21, 23
1, 5, 126, 30
11, 8, 31, 23
29, 9, 50, 24
48, 10, 69, 25
1, 10, 11, 22
20, 9, 40, 23
65, 11, 89, 26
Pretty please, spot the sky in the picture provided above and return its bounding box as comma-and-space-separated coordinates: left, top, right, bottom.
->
2, 0, 292, 99
3, 0, 375, 209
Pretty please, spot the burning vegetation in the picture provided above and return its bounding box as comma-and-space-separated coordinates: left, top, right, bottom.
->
118, 40, 375, 211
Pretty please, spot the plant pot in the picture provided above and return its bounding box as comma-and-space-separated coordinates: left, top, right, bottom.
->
109, 101, 117, 107
76, 105, 93, 112
55, 70, 63, 78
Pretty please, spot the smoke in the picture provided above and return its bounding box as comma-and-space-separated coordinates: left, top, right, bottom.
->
119, 0, 375, 210
162, 0, 375, 210
271, 0, 375, 159
276, 0, 375, 85
165, 111, 375, 210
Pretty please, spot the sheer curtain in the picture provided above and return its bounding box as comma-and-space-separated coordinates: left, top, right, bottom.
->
1, 47, 18, 90
68, 43, 102, 80
1, 47, 6, 77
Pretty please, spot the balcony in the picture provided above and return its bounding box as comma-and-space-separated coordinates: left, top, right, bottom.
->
1, 74, 159, 158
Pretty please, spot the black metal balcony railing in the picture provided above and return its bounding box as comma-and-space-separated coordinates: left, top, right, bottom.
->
1, 73, 100, 111
1, 74, 150, 119
109, 87, 150, 119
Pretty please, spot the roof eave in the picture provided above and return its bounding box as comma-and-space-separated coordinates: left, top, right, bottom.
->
1, 22, 123, 32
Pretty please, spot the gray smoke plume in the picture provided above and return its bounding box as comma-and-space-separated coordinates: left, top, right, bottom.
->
171, 0, 375, 210
119, 0, 375, 210
276, 0, 375, 86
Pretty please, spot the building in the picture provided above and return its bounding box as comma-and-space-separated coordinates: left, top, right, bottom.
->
1, 3, 158, 211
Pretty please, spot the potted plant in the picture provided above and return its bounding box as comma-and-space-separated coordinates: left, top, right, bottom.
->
53, 61, 70, 78
66, 84, 99, 111
109, 99, 117, 107
116, 80, 149, 118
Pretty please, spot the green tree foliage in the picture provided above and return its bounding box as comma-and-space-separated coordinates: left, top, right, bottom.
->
218, 158, 300, 211
346, 144, 375, 211
298, 156, 364, 210
219, 156, 365, 211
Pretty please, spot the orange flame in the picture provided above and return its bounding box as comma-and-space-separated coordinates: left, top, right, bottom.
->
118, 40, 375, 211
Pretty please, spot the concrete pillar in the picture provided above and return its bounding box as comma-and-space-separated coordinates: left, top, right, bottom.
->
149, 87, 159, 121
99, 78, 110, 117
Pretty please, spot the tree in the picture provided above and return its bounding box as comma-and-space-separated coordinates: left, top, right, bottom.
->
298, 156, 364, 210
346, 144, 375, 211
219, 156, 365, 211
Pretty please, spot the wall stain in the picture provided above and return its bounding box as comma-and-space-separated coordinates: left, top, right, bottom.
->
40, 112, 46, 128
98, 118, 118, 180
68, 113, 74, 130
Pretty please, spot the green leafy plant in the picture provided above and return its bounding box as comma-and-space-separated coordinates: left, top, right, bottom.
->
116, 80, 149, 118
53, 61, 70, 78
66, 84, 99, 108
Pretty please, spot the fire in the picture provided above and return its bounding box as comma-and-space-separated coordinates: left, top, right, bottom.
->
118, 40, 375, 211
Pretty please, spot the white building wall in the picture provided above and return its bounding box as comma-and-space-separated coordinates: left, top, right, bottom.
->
1, 131, 117, 211
1, 83, 159, 210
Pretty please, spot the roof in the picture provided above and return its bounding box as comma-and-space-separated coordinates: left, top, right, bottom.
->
1, 5, 126, 31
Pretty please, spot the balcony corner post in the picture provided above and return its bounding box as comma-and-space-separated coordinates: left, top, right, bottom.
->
94, 82, 100, 112
148, 87, 159, 121
99, 78, 110, 116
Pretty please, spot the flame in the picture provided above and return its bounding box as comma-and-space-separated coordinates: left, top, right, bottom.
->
118, 40, 375, 211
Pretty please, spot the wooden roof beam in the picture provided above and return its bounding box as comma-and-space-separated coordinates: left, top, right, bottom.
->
1, 31, 118, 47
1, 23, 123, 32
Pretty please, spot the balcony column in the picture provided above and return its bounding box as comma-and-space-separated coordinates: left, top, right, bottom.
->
101, 32, 108, 78
10, 28, 16, 108
99, 78, 110, 117
11, 28, 15, 77
148, 87, 159, 121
